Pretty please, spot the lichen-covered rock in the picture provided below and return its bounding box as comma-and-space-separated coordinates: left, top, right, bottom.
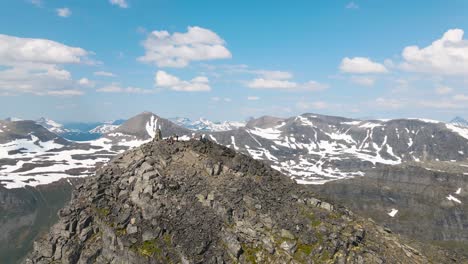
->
25, 139, 465, 263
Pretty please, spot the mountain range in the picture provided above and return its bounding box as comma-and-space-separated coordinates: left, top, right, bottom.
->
1, 112, 468, 188
450, 116, 468, 128
25, 138, 463, 263
1, 111, 468, 261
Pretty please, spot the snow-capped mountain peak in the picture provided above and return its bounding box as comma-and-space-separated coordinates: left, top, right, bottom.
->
170, 117, 246, 131
450, 116, 468, 127
35, 117, 69, 134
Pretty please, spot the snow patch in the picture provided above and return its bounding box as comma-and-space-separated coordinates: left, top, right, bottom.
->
447, 195, 462, 204
145, 115, 158, 138
388, 209, 398, 217
446, 124, 468, 140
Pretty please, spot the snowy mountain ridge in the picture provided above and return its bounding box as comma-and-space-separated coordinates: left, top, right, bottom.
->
1, 112, 468, 188
170, 117, 245, 131
450, 116, 468, 128
35, 117, 69, 134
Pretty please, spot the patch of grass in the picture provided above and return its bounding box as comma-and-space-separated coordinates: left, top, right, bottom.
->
296, 243, 314, 255
242, 244, 261, 264
95, 207, 110, 217
137, 240, 162, 257
300, 207, 322, 227
116, 228, 126, 236
162, 233, 172, 245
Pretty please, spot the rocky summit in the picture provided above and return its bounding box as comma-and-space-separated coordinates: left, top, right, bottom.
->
26, 139, 463, 264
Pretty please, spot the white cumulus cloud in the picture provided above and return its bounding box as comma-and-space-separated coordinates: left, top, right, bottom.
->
351, 76, 375, 86
0, 34, 92, 96
78, 78, 95, 87
297, 101, 328, 110
248, 78, 297, 89
56, 8, 71, 18
0, 34, 89, 65
246, 70, 328, 91
47, 89, 83, 96
435, 86, 453, 95
340, 57, 388, 74
401, 29, 468, 75
109, 0, 128, 8
346, 2, 359, 9
453, 94, 468, 101
94, 71, 116, 77
97, 84, 154, 94
255, 70, 293, 80
155, 71, 211, 92
138, 26, 232, 68
375, 97, 404, 109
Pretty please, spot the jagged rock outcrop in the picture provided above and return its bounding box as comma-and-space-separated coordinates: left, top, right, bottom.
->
25, 139, 463, 263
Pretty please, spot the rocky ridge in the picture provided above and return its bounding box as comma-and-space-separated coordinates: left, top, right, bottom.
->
26, 139, 463, 263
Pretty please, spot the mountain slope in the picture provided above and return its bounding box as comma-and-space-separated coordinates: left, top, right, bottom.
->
89, 120, 125, 134
0, 120, 116, 188
111, 112, 191, 140
0, 179, 78, 264
206, 113, 468, 183
310, 163, 468, 256
3, 112, 468, 188
451, 116, 468, 128
170, 117, 245, 131
25, 139, 462, 263
35, 118, 68, 135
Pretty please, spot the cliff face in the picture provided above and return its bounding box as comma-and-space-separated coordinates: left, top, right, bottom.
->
25, 139, 463, 263
0, 180, 76, 264
311, 164, 468, 257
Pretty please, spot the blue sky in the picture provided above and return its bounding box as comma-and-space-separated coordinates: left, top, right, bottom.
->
1, 0, 468, 122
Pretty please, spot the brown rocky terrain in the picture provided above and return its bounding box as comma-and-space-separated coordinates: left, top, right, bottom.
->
25, 139, 465, 263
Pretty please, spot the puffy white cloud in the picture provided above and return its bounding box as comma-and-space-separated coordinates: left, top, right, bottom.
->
340, 57, 388, 74
418, 100, 465, 109
109, 0, 128, 8
346, 2, 359, 9
78, 78, 95, 87
248, 78, 297, 89
401, 29, 468, 75
47, 90, 83, 96
375, 97, 404, 109
0, 34, 93, 96
453, 94, 468, 101
0, 66, 74, 94
29, 0, 42, 7
255, 70, 293, 80
247, 71, 328, 91
94, 71, 116, 77
247, 96, 260, 101
155, 71, 211, 92
97, 84, 154, 94
351, 76, 375, 86
138, 26, 232, 68
0, 34, 89, 65
435, 86, 453, 95
302, 81, 329, 91
56, 8, 71, 18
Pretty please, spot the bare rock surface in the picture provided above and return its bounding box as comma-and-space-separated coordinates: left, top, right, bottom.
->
25, 139, 465, 263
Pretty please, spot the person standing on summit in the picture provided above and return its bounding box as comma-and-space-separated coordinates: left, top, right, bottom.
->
155, 128, 162, 141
